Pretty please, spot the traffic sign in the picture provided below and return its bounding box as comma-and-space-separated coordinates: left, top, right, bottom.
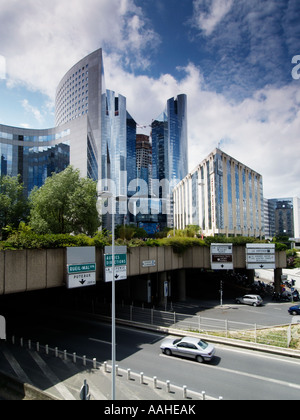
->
105, 265, 127, 282
211, 244, 233, 270
246, 244, 276, 269
104, 246, 127, 283
68, 263, 96, 274
104, 254, 127, 267
66, 247, 96, 290
67, 272, 96, 289
80, 380, 90, 401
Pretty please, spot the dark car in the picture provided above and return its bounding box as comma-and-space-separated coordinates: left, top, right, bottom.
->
288, 305, 300, 315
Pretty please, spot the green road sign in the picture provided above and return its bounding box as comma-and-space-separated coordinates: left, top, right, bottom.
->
67, 264, 96, 274
104, 254, 127, 267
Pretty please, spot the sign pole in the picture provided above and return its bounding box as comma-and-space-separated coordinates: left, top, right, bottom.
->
112, 196, 116, 401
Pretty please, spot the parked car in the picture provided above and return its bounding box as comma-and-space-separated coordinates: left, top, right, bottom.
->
288, 305, 300, 316
235, 294, 263, 307
160, 336, 215, 363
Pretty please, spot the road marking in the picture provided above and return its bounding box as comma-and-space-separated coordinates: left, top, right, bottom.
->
29, 352, 76, 400
159, 354, 300, 391
89, 338, 112, 345
2, 348, 32, 384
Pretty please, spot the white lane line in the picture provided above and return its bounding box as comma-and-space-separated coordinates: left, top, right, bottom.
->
29, 351, 76, 400
89, 338, 112, 345
159, 354, 300, 391
2, 348, 32, 384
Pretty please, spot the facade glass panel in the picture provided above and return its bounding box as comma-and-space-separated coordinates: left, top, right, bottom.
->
173, 148, 265, 238
151, 95, 188, 229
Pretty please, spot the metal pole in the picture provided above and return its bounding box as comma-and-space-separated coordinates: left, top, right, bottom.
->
112, 194, 116, 401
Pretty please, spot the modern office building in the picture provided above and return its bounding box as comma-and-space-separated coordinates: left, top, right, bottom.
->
173, 148, 265, 238
266, 197, 300, 239
0, 49, 138, 230
1, 48, 191, 233
151, 94, 188, 228
0, 49, 106, 196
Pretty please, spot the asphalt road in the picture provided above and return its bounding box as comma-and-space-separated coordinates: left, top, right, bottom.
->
173, 298, 295, 326
5, 309, 300, 401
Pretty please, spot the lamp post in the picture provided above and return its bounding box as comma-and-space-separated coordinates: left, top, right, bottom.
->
98, 191, 126, 400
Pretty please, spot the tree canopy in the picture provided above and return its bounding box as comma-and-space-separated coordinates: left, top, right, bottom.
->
0, 175, 29, 239
29, 166, 100, 235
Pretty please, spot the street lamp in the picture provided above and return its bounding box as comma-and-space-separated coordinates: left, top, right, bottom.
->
98, 191, 126, 400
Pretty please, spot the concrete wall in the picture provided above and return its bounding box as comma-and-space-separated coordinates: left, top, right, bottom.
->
0, 246, 287, 295
0, 249, 66, 295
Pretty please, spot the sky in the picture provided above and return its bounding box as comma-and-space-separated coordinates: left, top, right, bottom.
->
0, 0, 300, 199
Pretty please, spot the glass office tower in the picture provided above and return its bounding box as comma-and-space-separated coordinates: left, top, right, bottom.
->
1, 49, 136, 234
0, 124, 71, 195
151, 94, 188, 228
99, 90, 137, 229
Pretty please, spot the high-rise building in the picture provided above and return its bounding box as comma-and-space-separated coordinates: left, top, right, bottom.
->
267, 197, 300, 239
0, 49, 137, 231
1, 48, 192, 233
173, 148, 265, 238
151, 94, 188, 228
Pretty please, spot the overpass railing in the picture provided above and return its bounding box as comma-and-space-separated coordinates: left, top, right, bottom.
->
97, 303, 295, 349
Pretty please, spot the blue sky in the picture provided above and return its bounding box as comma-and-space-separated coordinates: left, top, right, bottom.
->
0, 0, 300, 198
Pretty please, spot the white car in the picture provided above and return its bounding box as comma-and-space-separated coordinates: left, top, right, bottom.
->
160, 336, 215, 363
235, 294, 263, 307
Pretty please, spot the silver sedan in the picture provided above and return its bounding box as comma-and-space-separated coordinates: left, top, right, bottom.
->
160, 336, 215, 363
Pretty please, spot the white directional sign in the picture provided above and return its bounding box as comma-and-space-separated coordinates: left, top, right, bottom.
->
246, 244, 276, 269
104, 246, 127, 283
211, 244, 233, 270
66, 247, 96, 289
67, 272, 96, 289
105, 265, 127, 283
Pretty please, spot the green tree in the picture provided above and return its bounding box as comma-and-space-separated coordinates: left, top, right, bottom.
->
0, 175, 29, 239
29, 166, 100, 235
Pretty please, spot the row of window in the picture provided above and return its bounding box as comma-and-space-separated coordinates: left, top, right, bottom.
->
0, 129, 70, 143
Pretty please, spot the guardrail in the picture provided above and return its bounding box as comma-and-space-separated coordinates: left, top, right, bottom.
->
96, 303, 298, 350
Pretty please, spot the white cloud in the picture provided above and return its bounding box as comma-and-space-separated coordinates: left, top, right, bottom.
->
104, 54, 300, 198
192, 0, 234, 36
1, 0, 299, 200
0, 0, 159, 98
21, 99, 44, 124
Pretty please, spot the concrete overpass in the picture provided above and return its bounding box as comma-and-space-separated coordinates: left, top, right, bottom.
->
0, 246, 287, 303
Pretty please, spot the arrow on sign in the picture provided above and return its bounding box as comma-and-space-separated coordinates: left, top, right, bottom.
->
80, 280, 86, 285
115, 274, 119, 280
260, 265, 264, 269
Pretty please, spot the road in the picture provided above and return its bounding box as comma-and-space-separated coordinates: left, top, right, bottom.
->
171, 298, 294, 327
5, 310, 300, 400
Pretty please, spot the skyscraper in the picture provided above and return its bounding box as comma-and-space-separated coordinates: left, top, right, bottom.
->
0, 49, 137, 232
151, 94, 188, 228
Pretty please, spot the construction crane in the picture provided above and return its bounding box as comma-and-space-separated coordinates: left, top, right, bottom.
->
136, 123, 152, 129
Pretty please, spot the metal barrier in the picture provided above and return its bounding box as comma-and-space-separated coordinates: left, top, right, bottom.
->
109, 304, 294, 349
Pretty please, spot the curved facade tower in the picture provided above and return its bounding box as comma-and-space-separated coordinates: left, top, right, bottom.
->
0, 49, 136, 206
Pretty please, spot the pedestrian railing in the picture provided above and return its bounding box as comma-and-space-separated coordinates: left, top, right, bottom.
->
96, 303, 296, 349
